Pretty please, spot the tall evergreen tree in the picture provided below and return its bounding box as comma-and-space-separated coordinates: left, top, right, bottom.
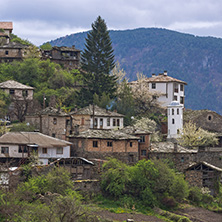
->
80, 16, 116, 104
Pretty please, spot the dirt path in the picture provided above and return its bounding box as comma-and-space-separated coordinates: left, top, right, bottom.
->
175, 206, 222, 222
95, 210, 165, 222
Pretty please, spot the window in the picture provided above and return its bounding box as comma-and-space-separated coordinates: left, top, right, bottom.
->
152, 83, 156, 89
117, 119, 120, 127
56, 147, 63, 154
107, 118, 110, 126
94, 118, 98, 127
52, 133, 56, 138
53, 118, 57, 125
172, 109, 174, 115
100, 118, 103, 126
113, 119, 116, 126
208, 115, 212, 121
141, 150, 147, 156
172, 119, 175, 124
22, 90, 28, 97
5, 51, 8, 55
130, 142, 133, 147
180, 97, 184, 104
93, 141, 98, 147
107, 141, 112, 147
42, 148, 47, 154
180, 84, 184, 91
81, 118, 85, 125
9, 89, 14, 95
174, 84, 178, 93
1, 147, 9, 154
66, 119, 70, 127
177, 108, 179, 115
140, 135, 145, 143
174, 96, 177, 101
18, 145, 28, 153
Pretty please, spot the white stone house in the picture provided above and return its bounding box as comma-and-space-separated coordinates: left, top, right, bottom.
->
0, 132, 72, 165
167, 101, 183, 139
129, 71, 187, 107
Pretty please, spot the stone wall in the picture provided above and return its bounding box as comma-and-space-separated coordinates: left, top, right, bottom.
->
149, 151, 222, 172
185, 170, 202, 187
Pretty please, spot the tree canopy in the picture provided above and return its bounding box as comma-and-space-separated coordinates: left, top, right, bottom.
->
80, 16, 117, 104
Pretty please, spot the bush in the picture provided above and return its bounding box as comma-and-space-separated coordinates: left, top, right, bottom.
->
188, 186, 202, 204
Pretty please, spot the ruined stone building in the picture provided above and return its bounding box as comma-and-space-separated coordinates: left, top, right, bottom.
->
42, 46, 81, 70
0, 22, 12, 45
25, 107, 72, 140
185, 161, 222, 196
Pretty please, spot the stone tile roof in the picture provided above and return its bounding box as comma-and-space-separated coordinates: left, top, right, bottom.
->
0, 132, 72, 147
0, 80, 34, 90
71, 105, 124, 117
33, 107, 69, 117
0, 42, 29, 49
129, 74, 187, 85
71, 129, 139, 140
0, 22, 13, 30
186, 161, 222, 172
52, 46, 81, 52
183, 109, 222, 122
120, 126, 151, 135
150, 142, 197, 153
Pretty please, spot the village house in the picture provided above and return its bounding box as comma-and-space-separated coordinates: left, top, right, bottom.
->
0, 80, 34, 100
185, 161, 222, 196
70, 105, 124, 132
69, 129, 139, 163
0, 132, 72, 165
25, 107, 72, 140
42, 46, 81, 69
0, 22, 13, 45
0, 80, 34, 121
129, 71, 187, 107
120, 126, 151, 160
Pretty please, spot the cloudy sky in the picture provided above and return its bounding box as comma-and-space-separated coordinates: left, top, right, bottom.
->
1, 0, 222, 46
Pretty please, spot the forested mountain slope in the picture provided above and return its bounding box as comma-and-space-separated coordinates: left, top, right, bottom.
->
48, 28, 222, 114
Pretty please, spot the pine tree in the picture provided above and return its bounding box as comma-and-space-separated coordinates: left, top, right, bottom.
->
80, 16, 116, 104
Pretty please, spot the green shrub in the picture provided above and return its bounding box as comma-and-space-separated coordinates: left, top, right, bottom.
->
188, 186, 202, 204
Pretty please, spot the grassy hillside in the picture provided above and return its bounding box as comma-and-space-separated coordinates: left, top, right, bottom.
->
48, 28, 222, 114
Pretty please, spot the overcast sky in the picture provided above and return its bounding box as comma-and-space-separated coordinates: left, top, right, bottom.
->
1, 0, 222, 46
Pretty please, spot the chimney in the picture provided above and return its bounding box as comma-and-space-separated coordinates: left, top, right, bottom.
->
164, 70, 167, 76
152, 73, 156, 77
174, 142, 178, 152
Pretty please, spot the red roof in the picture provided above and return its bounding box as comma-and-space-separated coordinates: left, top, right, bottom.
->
0, 22, 13, 30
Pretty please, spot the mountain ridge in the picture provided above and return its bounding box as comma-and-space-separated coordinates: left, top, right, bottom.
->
48, 28, 222, 114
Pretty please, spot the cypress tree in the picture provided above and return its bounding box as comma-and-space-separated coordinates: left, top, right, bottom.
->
80, 16, 116, 104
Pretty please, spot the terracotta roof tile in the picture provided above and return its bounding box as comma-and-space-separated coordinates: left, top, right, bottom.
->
0, 22, 13, 30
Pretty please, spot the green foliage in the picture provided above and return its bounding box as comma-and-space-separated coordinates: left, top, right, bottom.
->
101, 159, 189, 209
0, 90, 10, 117
10, 122, 35, 132
40, 42, 52, 50
80, 16, 117, 105
0, 167, 100, 221
10, 33, 33, 46
0, 58, 83, 109
93, 92, 111, 109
